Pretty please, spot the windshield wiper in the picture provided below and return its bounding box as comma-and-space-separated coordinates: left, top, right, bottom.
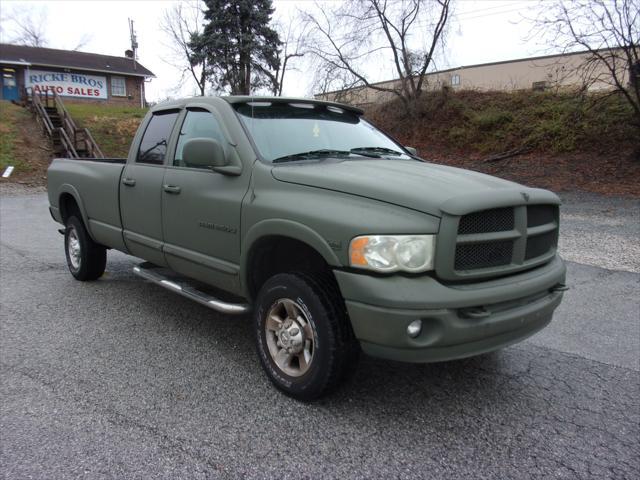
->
273, 149, 353, 164
350, 146, 404, 157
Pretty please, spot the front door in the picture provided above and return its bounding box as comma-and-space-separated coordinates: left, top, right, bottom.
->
161, 108, 250, 293
2, 70, 18, 101
120, 109, 180, 266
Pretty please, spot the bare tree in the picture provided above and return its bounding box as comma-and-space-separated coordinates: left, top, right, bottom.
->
303, 0, 452, 112
1, 5, 49, 47
269, 16, 308, 96
1, 5, 92, 52
532, 0, 639, 128
311, 61, 365, 102
160, 1, 209, 96
70, 33, 92, 52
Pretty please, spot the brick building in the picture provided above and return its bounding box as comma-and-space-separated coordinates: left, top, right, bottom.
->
0, 44, 154, 107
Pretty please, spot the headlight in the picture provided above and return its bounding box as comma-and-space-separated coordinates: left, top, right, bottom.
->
349, 235, 436, 273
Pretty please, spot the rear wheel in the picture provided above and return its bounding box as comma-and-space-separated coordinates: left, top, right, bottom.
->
254, 272, 359, 401
64, 215, 106, 281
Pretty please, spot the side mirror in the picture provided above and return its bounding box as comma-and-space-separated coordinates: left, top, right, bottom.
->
405, 146, 418, 156
182, 138, 228, 169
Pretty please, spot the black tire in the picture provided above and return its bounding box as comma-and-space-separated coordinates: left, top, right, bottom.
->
64, 215, 106, 281
254, 272, 359, 401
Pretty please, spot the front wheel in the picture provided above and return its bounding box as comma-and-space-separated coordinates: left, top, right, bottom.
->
254, 272, 359, 401
64, 215, 106, 281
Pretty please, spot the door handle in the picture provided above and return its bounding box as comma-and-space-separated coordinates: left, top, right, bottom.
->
163, 184, 182, 194
122, 178, 136, 187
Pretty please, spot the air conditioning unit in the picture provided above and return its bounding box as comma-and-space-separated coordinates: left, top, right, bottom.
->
532, 81, 549, 91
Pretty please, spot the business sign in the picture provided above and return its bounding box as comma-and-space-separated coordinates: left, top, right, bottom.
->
25, 69, 108, 99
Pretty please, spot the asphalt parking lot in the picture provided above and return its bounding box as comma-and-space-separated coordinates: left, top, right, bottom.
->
1, 189, 638, 479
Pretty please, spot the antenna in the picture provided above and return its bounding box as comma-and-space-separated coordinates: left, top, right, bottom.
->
128, 18, 138, 70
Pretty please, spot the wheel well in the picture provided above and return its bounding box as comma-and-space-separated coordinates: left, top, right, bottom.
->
247, 236, 334, 300
59, 193, 80, 223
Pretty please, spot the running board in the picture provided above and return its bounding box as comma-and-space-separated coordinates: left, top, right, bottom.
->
133, 265, 251, 315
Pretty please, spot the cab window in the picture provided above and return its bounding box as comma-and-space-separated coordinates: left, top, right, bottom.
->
174, 109, 226, 168
137, 110, 179, 165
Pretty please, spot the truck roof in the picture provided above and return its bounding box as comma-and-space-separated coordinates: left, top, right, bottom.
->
150, 96, 363, 115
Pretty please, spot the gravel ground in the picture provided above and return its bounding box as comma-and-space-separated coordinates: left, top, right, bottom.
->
558, 192, 640, 273
0, 182, 46, 197
1, 191, 638, 479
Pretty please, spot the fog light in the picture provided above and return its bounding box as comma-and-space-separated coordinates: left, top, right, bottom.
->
407, 320, 422, 338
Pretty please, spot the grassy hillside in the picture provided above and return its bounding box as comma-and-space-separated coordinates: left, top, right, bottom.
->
0, 102, 33, 173
366, 90, 639, 196
6, 92, 632, 194
0, 101, 52, 185
65, 103, 147, 158
366, 90, 637, 156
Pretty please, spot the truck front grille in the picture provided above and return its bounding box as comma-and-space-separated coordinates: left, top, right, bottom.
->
527, 205, 556, 227
458, 207, 514, 234
437, 204, 559, 280
525, 229, 557, 260
455, 241, 514, 270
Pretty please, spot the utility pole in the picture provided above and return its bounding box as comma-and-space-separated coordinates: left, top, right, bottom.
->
128, 18, 138, 71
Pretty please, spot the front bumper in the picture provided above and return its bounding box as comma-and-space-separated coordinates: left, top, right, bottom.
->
334, 255, 566, 363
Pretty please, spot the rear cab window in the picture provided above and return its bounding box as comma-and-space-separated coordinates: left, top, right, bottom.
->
137, 110, 180, 165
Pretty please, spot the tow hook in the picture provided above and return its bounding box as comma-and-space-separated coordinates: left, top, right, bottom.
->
550, 284, 570, 293
459, 306, 491, 319
58, 228, 66, 235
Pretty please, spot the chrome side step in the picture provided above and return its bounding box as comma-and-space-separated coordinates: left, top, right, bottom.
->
133, 265, 251, 315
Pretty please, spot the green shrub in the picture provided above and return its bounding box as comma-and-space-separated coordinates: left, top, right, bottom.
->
470, 109, 513, 131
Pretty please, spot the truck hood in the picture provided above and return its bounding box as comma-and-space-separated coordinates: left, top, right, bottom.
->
271, 159, 559, 217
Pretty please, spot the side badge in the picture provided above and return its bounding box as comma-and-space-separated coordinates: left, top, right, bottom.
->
327, 240, 342, 251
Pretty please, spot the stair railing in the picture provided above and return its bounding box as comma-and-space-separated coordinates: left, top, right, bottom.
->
52, 92, 104, 159
82, 128, 105, 158
57, 128, 79, 158
25, 88, 105, 159
30, 92, 55, 137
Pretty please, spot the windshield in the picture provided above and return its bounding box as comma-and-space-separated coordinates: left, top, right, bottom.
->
234, 102, 412, 163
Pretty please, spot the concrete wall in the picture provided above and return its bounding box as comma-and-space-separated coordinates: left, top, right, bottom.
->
318, 51, 630, 106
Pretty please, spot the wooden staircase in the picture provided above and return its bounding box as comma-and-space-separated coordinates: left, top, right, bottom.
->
24, 90, 104, 159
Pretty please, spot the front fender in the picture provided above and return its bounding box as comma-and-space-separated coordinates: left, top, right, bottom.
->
240, 218, 341, 296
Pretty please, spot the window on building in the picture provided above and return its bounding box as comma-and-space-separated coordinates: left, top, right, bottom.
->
451, 74, 461, 86
136, 110, 179, 165
174, 109, 226, 168
111, 76, 126, 96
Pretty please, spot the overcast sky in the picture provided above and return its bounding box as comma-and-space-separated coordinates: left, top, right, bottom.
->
0, 0, 551, 102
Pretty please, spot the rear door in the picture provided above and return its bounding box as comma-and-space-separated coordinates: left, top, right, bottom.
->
161, 107, 251, 291
120, 109, 179, 266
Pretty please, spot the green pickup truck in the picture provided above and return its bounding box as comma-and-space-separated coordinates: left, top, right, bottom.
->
47, 96, 567, 400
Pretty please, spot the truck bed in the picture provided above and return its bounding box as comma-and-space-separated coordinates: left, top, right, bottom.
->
47, 157, 127, 251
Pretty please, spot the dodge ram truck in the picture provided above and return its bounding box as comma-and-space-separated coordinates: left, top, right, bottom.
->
47, 96, 567, 400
